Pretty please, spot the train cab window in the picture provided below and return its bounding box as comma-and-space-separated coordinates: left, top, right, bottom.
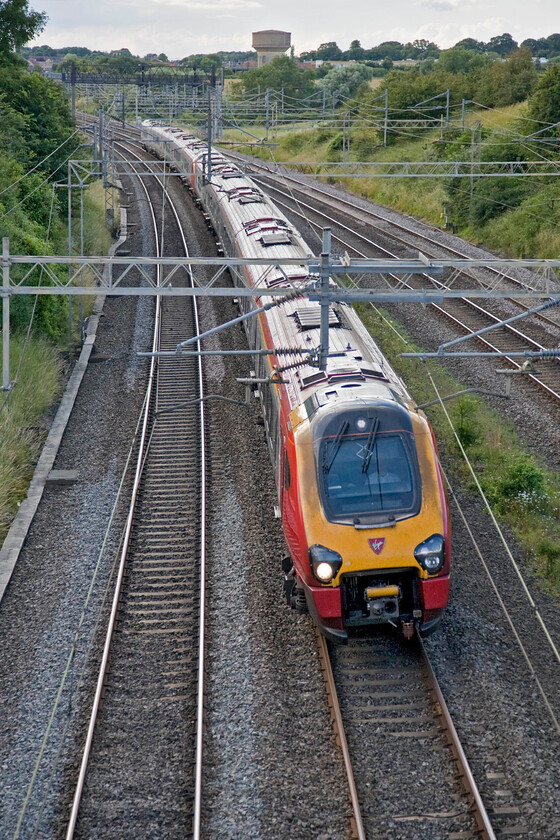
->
313, 406, 421, 526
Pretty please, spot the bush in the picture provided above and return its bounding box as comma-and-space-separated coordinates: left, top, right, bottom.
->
483, 453, 548, 514
452, 395, 481, 448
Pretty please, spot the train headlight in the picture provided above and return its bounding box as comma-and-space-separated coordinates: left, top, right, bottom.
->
414, 534, 445, 573
309, 545, 343, 583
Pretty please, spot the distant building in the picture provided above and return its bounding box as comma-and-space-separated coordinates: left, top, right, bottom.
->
252, 30, 291, 67
27, 56, 55, 74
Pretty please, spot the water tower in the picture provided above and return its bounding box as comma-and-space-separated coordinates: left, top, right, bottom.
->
252, 30, 291, 67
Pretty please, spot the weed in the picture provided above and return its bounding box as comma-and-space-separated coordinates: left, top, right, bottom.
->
452, 396, 481, 449
537, 538, 560, 581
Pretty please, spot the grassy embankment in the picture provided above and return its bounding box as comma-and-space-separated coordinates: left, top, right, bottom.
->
0, 180, 114, 544
222, 101, 560, 255
220, 110, 560, 592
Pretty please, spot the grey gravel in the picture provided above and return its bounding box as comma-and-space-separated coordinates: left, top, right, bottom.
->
0, 147, 558, 840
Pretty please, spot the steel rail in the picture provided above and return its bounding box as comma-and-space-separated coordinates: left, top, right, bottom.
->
65, 149, 163, 840
318, 622, 497, 840
226, 154, 559, 295
315, 630, 366, 840
418, 635, 498, 840
114, 137, 209, 840
66, 139, 208, 839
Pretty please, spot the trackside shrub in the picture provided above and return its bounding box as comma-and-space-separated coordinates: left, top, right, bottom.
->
480, 453, 548, 514
451, 395, 481, 448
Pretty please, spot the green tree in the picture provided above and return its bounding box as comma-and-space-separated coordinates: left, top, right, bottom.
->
438, 46, 488, 75
367, 41, 405, 61
486, 32, 518, 56
316, 41, 343, 61
0, 0, 45, 57
317, 63, 373, 101
454, 37, 486, 53
346, 39, 364, 60
0, 63, 73, 166
198, 53, 223, 72
546, 34, 560, 56
528, 64, 560, 126
475, 48, 537, 107
239, 55, 315, 99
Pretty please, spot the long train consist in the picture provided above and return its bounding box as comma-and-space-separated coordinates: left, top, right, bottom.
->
141, 121, 451, 642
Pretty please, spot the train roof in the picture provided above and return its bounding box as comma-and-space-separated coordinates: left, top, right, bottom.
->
142, 120, 415, 414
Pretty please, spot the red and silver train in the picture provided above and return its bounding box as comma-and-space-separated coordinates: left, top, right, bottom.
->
142, 121, 451, 642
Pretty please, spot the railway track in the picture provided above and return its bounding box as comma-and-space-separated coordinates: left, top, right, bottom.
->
318, 629, 532, 840
222, 152, 560, 403
65, 142, 207, 839
67, 118, 559, 840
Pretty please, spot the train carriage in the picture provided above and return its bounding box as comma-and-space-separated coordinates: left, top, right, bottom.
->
142, 120, 451, 641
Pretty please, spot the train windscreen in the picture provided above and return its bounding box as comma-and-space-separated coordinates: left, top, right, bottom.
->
314, 406, 421, 525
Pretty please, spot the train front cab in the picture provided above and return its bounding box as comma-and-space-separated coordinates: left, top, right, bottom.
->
289, 392, 450, 643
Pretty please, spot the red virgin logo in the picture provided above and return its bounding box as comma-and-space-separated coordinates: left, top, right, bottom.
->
369, 538, 385, 555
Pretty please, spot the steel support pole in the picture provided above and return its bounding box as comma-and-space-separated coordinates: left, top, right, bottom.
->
71, 63, 76, 121
68, 163, 73, 342
207, 89, 212, 184
2, 238, 10, 390
318, 228, 332, 371
98, 108, 103, 168
384, 89, 388, 146
446, 88, 450, 130
265, 88, 270, 140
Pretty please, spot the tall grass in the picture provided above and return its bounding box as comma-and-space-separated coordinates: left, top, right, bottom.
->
0, 337, 62, 540
0, 177, 116, 544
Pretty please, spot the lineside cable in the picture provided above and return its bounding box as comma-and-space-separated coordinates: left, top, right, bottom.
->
11, 391, 150, 840
368, 305, 560, 732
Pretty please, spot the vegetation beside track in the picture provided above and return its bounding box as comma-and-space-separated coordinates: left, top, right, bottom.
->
0, 19, 120, 543
357, 304, 560, 593
0, 178, 115, 545
221, 72, 560, 260
0, 338, 62, 541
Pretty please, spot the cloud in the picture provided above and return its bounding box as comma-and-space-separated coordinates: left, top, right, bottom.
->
146, 0, 262, 8
414, 17, 506, 48
422, 0, 459, 9
419, 0, 483, 10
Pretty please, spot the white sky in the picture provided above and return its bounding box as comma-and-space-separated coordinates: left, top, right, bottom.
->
28, 0, 559, 58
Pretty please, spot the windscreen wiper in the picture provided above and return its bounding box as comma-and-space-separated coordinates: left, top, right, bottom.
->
362, 417, 379, 474
323, 420, 349, 472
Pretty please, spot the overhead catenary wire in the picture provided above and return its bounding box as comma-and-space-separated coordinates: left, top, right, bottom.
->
0, 141, 84, 220
0, 128, 82, 198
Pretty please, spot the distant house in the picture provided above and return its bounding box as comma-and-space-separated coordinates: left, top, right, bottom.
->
298, 59, 358, 70
27, 56, 55, 73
